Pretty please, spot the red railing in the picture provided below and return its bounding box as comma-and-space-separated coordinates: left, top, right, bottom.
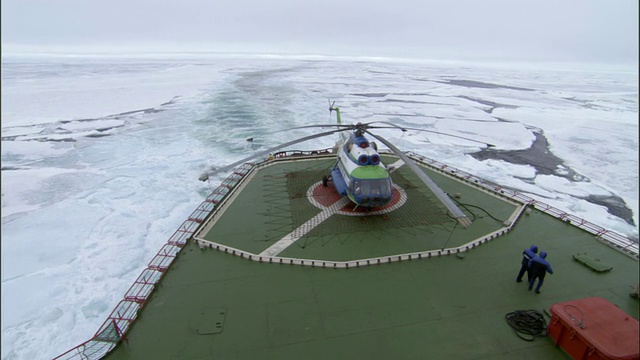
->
53, 164, 255, 359
405, 151, 638, 259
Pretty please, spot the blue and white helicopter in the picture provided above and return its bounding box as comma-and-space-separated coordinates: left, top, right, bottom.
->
200, 104, 493, 228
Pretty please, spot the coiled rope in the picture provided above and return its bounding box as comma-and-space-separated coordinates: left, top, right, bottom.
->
505, 310, 548, 341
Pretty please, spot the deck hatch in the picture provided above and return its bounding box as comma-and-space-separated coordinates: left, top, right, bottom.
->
193, 308, 227, 335
572, 254, 613, 273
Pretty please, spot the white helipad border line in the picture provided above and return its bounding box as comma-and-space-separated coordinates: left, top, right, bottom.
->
259, 197, 351, 257
193, 204, 525, 267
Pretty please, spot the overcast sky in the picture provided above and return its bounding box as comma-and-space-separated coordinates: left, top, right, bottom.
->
2, 0, 638, 64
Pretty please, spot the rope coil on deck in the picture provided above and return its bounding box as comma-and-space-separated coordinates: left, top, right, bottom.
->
505, 310, 548, 341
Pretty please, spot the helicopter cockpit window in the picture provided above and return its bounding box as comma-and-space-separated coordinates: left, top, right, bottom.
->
370, 179, 391, 196
370, 179, 381, 195
381, 178, 391, 194
353, 180, 361, 195
352, 178, 391, 197
361, 179, 371, 194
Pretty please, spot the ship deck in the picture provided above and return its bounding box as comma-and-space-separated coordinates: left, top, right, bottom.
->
95, 153, 638, 359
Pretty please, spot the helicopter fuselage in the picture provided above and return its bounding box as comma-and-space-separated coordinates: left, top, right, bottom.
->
330, 130, 393, 207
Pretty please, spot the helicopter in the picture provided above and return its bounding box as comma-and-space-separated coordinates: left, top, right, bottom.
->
199, 103, 494, 228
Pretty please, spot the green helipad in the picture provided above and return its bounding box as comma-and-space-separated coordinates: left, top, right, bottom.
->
194, 156, 522, 264
92, 153, 638, 360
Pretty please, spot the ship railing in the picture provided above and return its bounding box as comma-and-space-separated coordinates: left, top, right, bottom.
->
53, 163, 255, 359
193, 201, 528, 268
404, 151, 638, 259
193, 212, 523, 268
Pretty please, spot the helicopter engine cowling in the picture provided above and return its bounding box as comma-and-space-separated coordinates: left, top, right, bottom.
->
350, 142, 382, 166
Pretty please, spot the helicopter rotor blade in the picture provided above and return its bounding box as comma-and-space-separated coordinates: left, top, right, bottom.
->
200, 127, 348, 181
363, 125, 411, 130
270, 124, 353, 133
365, 121, 408, 132
365, 130, 472, 228
262, 124, 354, 138
403, 126, 494, 147
365, 122, 493, 147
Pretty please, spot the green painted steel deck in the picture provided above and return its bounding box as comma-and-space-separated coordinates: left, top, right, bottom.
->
93, 152, 638, 359
196, 155, 520, 263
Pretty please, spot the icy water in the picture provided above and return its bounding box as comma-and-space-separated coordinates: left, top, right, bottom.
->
1, 54, 638, 359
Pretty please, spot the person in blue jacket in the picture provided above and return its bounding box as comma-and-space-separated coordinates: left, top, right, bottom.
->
516, 245, 538, 283
528, 251, 553, 294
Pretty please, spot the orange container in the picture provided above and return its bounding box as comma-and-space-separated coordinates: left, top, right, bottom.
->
548, 297, 639, 360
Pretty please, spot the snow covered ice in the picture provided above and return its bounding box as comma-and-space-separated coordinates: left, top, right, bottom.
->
1, 53, 638, 359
